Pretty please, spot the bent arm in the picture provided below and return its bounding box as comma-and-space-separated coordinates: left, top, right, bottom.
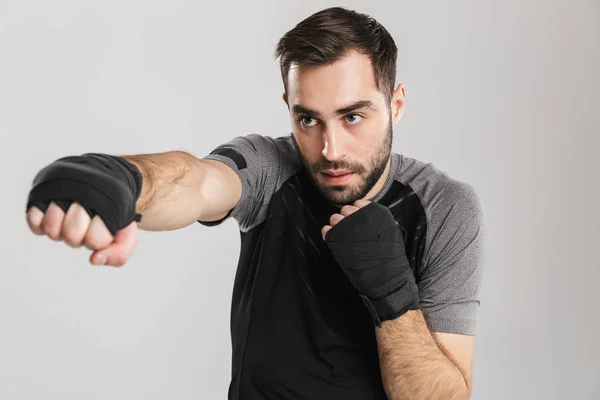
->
376, 310, 473, 400
122, 151, 241, 231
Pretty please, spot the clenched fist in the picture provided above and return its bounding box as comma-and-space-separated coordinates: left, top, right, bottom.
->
26, 202, 139, 266
322, 199, 420, 326
25, 153, 144, 267
321, 199, 371, 240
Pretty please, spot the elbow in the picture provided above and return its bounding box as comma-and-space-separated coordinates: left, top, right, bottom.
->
441, 378, 473, 400
385, 382, 471, 400
455, 381, 472, 400
435, 385, 470, 400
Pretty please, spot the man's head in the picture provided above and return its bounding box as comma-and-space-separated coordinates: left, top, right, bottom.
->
275, 7, 406, 206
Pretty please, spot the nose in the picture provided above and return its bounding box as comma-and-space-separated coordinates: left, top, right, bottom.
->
322, 129, 345, 161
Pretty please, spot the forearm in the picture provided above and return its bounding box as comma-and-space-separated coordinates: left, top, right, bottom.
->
121, 151, 239, 231
375, 310, 470, 400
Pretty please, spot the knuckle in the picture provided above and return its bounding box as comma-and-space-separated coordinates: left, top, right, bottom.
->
330, 213, 343, 224
40, 213, 53, 229
27, 216, 43, 235
41, 208, 64, 239
84, 233, 108, 250
42, 222, 60, 240
62, 228, 83, 247
48, 201, 62, 213
91, 215, 111, 234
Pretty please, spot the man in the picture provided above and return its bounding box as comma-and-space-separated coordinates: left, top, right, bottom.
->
25, 7, 486, 400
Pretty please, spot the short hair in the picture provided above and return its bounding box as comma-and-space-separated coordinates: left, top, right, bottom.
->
275, 7, 398, 102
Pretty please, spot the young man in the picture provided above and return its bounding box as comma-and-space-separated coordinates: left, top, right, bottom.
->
25, 7, 486, 400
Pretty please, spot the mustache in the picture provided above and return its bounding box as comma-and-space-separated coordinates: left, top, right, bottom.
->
310, 158, 366, 174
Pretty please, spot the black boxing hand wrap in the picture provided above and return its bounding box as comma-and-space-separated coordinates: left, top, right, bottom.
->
26, 153, 143, 236
325, 202, 420, 327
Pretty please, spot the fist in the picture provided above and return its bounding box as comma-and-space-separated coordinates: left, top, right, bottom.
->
321, 199, 419, 325
26, 201, 139, 267
322, 199, 371, 240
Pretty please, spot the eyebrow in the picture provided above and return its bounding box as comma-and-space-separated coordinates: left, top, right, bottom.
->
292, 100, 376, 118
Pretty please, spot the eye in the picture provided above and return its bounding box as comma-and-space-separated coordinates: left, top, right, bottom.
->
345, 114, 363, 124
299, 116, 318, 127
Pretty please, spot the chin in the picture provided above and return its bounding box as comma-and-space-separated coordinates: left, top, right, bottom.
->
320, 184, 364, 206
309, 170, 370, 205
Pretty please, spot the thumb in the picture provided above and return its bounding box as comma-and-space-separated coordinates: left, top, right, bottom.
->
90, 221, 139, 267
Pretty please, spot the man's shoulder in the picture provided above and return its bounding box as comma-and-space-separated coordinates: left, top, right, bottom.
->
390, 154, 486, 337
206, 132, 303, 175
392, 153, 485, 228
201, 133, 304, 232
233, 132, 298, 154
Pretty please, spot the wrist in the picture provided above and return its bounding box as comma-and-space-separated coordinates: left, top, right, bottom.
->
360, 271, 420, 327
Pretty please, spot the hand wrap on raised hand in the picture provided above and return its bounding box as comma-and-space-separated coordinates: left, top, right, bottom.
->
325, 202, 420, 327
26, 153, 143, 236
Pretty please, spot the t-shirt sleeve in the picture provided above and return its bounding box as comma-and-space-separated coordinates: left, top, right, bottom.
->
198, 133, 300, 232
418, 181, 487, 336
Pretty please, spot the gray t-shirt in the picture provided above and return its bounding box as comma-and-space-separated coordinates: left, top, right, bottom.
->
202, 133, 487, 399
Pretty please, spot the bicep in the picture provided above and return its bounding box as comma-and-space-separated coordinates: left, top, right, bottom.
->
196, 159, 243, 222
198, 134, 299, 231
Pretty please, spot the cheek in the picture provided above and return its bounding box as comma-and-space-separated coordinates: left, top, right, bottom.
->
294, 134, 323, 162
352, 119, 387, 152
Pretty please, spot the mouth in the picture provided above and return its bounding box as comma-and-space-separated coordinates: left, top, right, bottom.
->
320, 170, 355, 185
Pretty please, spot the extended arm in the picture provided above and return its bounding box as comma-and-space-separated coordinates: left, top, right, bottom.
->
25, 149, 243, 266
122, 151, 242, 231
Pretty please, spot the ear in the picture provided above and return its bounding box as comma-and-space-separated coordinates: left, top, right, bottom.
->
390, 83, 406, 125
282, 91, 289, 107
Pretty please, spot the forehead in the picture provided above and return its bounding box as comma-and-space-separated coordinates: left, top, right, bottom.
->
286, 50, 383, 112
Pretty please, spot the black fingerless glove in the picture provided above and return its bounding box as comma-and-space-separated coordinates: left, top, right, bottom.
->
26, 153, 143, 236
325, 202, 420, 327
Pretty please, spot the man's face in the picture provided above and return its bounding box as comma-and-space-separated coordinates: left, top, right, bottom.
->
284, 50, 404, 206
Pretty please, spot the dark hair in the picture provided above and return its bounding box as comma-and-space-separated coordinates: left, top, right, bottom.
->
275, 7, 398, 102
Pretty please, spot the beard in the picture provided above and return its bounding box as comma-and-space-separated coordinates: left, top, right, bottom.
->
301, 121, 393, 206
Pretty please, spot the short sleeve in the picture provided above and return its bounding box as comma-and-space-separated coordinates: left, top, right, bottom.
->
417, 181, 487, 336
199, 133, 301, 232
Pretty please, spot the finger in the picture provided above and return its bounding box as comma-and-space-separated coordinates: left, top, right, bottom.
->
321, 225, 332, 241
353, 199, 371, 208
90, 221, 139, 267
41, 202, 66, 241
339, 205, 359, 217
61, 203, 92, 248
83, 215, 114, 251
26, 206, 45, 235
329, 213, 344, 227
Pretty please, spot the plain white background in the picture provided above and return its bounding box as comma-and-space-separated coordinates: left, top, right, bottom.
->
1, 0, 598, 399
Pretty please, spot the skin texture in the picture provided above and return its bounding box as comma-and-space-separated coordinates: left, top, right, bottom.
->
283, 49, 404, 206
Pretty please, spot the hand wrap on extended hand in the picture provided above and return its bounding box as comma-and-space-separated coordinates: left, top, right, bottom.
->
26, 153, 143, 236
325, 202, 420, 327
